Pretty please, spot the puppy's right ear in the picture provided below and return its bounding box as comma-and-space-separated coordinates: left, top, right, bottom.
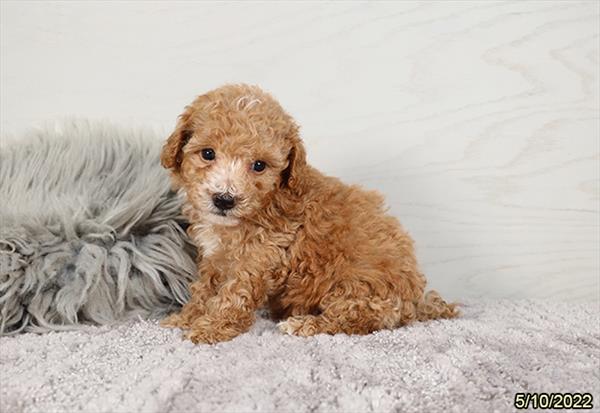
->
160, 111, 193, 172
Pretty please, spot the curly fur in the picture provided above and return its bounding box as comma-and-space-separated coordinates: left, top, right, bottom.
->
160, 84, 458, 343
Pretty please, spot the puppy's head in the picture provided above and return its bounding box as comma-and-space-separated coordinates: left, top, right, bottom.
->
161, 84, 306, 226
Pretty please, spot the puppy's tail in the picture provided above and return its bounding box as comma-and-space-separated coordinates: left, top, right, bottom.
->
414, 290, 460, 321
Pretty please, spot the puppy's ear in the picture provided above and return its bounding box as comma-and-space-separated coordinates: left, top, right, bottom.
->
160, 111, 194, 172
281, 126, 307, 190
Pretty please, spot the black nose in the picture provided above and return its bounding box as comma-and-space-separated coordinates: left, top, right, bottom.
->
212, 193, 236, 211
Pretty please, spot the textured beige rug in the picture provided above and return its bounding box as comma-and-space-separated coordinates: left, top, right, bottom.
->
1, 300, 598, 413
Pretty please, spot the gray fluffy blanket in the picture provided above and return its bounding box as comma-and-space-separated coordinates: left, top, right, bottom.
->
0, 121, 197, 335
0, 300, 598, 412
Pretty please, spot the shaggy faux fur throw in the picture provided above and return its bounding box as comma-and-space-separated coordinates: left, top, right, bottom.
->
0, 121, 197, 335
0, 300, 598, 412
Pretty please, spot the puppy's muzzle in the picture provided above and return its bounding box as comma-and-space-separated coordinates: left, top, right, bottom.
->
212, 193, 236, 211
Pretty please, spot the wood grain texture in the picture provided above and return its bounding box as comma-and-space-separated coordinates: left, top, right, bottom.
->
1, 1, 598, 302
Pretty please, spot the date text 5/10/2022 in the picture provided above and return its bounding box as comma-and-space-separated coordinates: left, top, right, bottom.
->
514, 393, 593, 410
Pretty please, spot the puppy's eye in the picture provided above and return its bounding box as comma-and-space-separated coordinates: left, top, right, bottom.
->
201, 148, 215, 161
252, 160, 267, 172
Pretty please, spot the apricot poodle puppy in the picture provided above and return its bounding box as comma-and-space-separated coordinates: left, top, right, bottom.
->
160, 84, 458, 344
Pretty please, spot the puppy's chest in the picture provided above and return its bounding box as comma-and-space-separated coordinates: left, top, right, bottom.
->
189, 223, 256, 259
190, 223, 294, 275
190, 224, 222, 257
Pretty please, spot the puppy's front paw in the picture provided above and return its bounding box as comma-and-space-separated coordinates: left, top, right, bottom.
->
278, 315, 319, 337
185, 316, 242, 344
160, 313, 189, 329
185, 327, 219, 344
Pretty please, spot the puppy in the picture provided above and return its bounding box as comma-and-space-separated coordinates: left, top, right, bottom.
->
160, 84, 457, 343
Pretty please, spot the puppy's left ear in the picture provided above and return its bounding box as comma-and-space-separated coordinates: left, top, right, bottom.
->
280, 124, 307, 191
160, 109, 194, 172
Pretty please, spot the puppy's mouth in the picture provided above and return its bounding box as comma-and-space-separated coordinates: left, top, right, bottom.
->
210, 207, 239, 218
206, 208, 240, 226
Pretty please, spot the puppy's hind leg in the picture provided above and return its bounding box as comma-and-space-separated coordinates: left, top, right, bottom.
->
278, 291, 459, 337
415, 290, 459, 321
278, 296, 411, 337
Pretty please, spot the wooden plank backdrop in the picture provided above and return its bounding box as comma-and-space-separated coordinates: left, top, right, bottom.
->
1, 1, 598, 302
